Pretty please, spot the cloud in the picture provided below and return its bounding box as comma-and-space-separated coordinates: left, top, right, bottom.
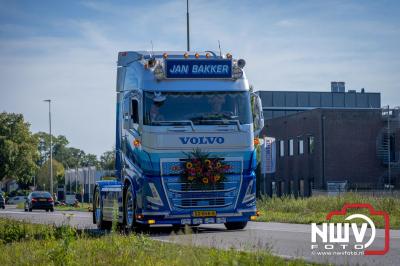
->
1, 0, 400, 156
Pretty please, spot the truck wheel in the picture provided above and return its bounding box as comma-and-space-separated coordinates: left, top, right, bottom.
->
124, 184, 136, 231
93, 186, 112, 230
224, 221, 248, 230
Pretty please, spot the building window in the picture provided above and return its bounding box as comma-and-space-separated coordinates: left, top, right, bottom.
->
308, 136, 315, 154
280, 140, 285, 157
289, 139, 294, 156
299, 139, 304, 155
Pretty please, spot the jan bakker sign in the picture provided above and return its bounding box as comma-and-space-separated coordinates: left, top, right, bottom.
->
311, 203, 390, 256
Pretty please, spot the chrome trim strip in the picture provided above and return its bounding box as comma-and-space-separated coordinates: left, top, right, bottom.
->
175, 203, 231, 208
168, 187, 236, 193
141, 211, 170, 216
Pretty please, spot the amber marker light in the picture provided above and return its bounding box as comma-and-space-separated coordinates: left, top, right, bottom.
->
133, 139, 141, 147
254, 138, 260, 145
148, 220, 156, 225
205, 53, 210, 58
226, 53, 232, 59
195, 53, 200, 58
184, 52, 189, 58
163, 52, 168, 59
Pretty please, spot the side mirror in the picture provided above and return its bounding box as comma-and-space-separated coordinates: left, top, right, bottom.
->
251, 92, 264, 136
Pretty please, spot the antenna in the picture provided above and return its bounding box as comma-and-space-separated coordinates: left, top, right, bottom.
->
218, 40, 222, 57
186, 0, 190, 51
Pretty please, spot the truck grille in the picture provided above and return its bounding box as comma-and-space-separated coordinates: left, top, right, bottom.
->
160, 158, 242, 210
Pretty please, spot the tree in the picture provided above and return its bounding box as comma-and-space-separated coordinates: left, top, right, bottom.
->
0, 112, 39, 186
35, 132, 99, 169
37, 159, 65, 191
100, 149, 115, 170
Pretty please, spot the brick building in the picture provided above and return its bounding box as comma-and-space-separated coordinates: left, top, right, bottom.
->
261, 108, 400, 196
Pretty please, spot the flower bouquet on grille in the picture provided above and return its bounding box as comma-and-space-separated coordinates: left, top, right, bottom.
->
182, 149, 230, 186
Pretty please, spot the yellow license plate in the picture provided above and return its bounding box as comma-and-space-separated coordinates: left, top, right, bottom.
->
192, 211, 216, 217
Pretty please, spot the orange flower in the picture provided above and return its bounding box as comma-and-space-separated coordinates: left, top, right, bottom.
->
204, 159, 211, 166
216, 162, 222, 168
214, 175, 221, 181
202, 177, 209, 184
186, 162, 193, 169
188, 176, 196, 181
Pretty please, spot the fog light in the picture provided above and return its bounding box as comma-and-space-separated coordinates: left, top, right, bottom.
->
148, 219, 156, 224
136, 214, 144, 220
232, 65, 243, 79
250, 216, 257, 221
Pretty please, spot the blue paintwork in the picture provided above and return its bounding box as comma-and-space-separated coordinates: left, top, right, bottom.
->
96, 51, 258, 226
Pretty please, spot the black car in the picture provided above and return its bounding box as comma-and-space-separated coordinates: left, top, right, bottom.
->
24, 191, 54, 212
0, 194, 5, 209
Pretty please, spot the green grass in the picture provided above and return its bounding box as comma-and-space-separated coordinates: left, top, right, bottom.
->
0, 218, 316, 266
15, 202, 92, 212
256, 193, 400, 229
55, 203, 92, 212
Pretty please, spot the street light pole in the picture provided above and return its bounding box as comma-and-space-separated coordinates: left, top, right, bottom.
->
44, 99, 53, 196
387, 105, 391, 192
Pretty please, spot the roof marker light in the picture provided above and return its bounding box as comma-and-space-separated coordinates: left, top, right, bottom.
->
195, 53, 200, 58
205, 53, 210, 58
226, 53, 232, 59
184, 52, 189, 58
163, 53, 168, 59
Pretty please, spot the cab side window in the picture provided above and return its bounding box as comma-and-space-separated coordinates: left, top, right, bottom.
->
123, 96, 140, 131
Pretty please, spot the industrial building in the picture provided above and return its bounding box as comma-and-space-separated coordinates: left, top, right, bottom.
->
258, 82, 381, 120
257, 83, 399, 196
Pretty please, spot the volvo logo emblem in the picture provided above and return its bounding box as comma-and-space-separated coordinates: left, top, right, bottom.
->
179, 137, 225, 145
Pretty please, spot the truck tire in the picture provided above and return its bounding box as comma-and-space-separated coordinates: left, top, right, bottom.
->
224, 221, 248, 230
93, 186, 112, 230
124, 184, 136, 231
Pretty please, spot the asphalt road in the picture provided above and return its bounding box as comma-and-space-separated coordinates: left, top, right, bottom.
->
1, 205, 399, 266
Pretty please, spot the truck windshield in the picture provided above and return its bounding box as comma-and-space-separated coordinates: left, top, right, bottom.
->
143, 91, 252, 125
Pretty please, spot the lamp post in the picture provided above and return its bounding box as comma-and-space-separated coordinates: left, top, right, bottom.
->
44, 99, 53, 196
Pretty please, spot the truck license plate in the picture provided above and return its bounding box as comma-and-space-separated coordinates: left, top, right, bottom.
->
192, 211, 216, 217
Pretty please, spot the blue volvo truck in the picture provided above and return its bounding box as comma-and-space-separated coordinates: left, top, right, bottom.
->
93, 51, 264, 230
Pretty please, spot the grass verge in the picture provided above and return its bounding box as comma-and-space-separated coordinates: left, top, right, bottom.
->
0, 218, 316, 266
256, 193, 400, 229
15, 202, 92, 212
55, 203, 92, 212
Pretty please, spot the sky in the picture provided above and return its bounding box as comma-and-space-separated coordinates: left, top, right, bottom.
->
1, 0, 399, 156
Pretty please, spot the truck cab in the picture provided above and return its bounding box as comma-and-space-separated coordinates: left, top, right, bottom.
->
93, 51, 264, 230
